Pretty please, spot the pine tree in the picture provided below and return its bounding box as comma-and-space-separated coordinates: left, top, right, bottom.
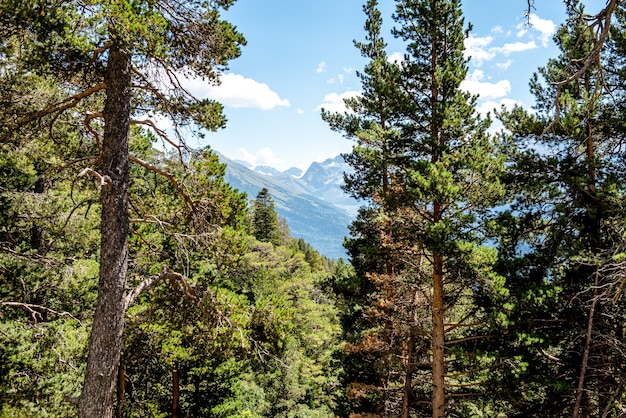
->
390, 1, 505, 415
251, 188, 281, 246
496, 1, 626, 415
324, 0, 505, 416
1, 1, 245, 415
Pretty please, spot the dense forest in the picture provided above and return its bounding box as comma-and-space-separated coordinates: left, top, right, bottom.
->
1, 0, 625, 417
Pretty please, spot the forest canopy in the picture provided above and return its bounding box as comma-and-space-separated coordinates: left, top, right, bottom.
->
1, 0, 626, 417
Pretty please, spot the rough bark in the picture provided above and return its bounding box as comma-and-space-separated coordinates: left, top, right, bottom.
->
78, 43, 131, 418
432, 250, 445, 418
116, 365, 125, 418
173, 369, 181, 418
430, 2, 445, 412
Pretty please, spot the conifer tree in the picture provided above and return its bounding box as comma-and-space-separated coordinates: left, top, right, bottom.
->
325, 0, 505, 416
323, 1, 411, 414
251, 188, 281, 245
496, 1, 626, 415
1, 1, 245, 416
390, 1, 505, 416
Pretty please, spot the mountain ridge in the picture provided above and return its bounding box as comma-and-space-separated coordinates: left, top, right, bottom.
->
217, 153, 358, 259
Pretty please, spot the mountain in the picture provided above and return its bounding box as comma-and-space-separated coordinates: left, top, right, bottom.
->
282, 167, 303, 177
254, 165, 303, 178
254, 165, 282, 176
218, 153, 358, 259
299, 155, 358, 216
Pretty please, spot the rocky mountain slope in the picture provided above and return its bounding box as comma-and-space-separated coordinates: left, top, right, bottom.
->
219, 153, 358, 258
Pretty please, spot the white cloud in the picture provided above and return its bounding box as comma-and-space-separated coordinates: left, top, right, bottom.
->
475, 98, 521, 117
461, 70, 510, 100
464, 34, 495, 65
184, 73, 289, 110
388, 51, 404, 64
496, 60, 512, 70
496, 41, 537, 55
296, 108, 304, 115
236, 147, 284, 168
317, 61, 327, 73
517, 14, 555, 47
315, 90, 361, 113
328, 74, 345, 84
528, 14, 556, 46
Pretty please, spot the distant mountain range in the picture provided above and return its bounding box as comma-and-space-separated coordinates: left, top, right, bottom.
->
218, 153, 359, 259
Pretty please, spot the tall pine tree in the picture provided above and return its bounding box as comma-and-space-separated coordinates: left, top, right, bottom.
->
496, 1, 626, 415
391, 1, 505, 415
325, 0, 506, 416
0, 1, 245, 415
251, 188, 281, 246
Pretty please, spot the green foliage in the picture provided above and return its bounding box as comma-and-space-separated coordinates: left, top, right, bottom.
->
250, 188, 282, 245
492, 1, 626, 415
324, 0, 508, 415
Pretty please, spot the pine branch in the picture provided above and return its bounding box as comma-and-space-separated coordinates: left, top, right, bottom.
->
18, 83, 107, 129
128, 155, 196, 214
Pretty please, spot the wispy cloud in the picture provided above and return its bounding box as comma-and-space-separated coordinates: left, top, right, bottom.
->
236, 147, 284, 168
315, 90, 361, 113
520, 14, 556, 47
466, 14, 555, 66
327, 74, 345, 84
316, 61, 327, 73
496, 41, 537, 55
496, 60, 512, 70
530, 14, 556, 46
185, 73, 289, 110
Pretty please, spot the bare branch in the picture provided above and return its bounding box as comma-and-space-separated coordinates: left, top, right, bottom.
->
124, 266, 212, 321
543, 0, 618, 135
84, 112, 103, 154
18, 83, 107, 128
124, 266, 180, 310
77, 167, 111, 187
539, 348, 564, 365
130, 118, 182, 152
1, 301, 82, 325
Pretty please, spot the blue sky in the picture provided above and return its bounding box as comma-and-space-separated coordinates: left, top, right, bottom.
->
182, 0, 606, 172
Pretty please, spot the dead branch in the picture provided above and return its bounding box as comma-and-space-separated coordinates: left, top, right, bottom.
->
129, 216, 173, 228
539, 348, 564, 365
543, 0, 618, 135
130, 117, 183, 152
77, 167, 111, 187
18, 83, 107, 128
83, 112, 103, 154
124, 266, 212, 321
124, 265, 180, 311
446, 335, 495, 345
1, 301, 82, 325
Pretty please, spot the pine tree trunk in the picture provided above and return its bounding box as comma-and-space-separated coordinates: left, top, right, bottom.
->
78, 43, 131, 418
402, 319, 416, 418
432, 250, 445, 418
116, 365, 125, 418
173, 369, 181, 418
572, 95, 599, 418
